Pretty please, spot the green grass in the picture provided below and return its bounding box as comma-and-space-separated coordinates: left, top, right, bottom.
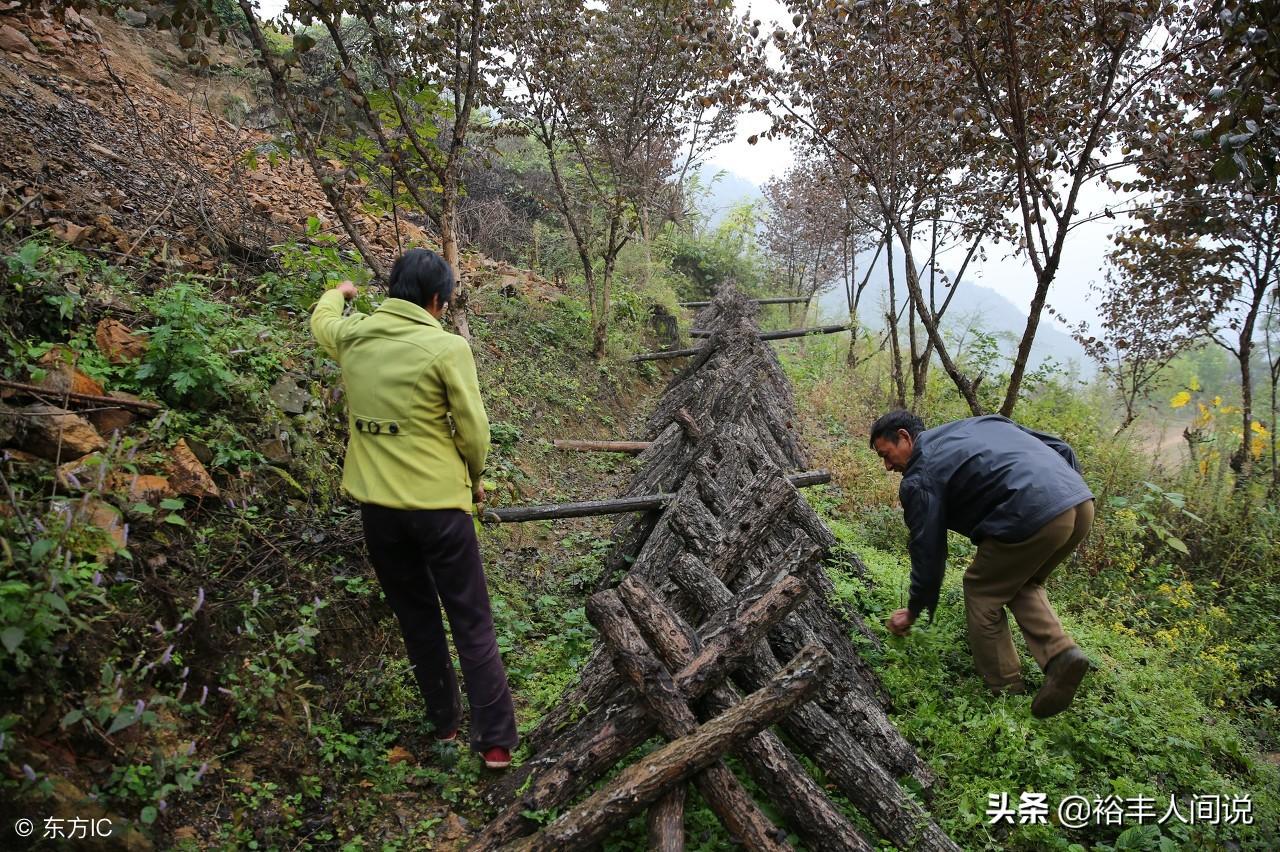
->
819, 510, 1280, 852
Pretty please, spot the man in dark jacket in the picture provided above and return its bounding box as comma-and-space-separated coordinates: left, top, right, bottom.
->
870, 410, 1094, 717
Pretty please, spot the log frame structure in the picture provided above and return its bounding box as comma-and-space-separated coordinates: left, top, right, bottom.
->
468, 290, 958, 850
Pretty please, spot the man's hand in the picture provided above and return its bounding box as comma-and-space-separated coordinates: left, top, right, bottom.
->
336, 281, 357, 301
472, 483, 486, 504
886, 608, 917, 637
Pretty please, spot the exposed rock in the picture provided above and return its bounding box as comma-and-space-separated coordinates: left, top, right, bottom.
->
56, 452, 110, 492
95, 318, 148, 364
0, 23, 36, 56
117, 8, 148, 28
183, 438, 214, 465
167, 438, 219, 499
78, 497, 126, 559
260, 434, 291, 464
269, 375, 310, 415
119, 473, 176, 503
14, 404, 107, 461
0, 401, 16, 446
87, 391, 142, 436
37, 348, 106, 397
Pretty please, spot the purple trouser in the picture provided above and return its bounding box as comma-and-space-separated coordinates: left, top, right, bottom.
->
360, 504, 518, 752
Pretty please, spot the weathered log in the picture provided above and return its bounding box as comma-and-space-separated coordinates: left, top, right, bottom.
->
687, 323, 850, 340
552, 439, 653, 454
668, 555, 959, 851
619, 577, 874, 852
481, 494, 671, 524
647, 788, 685, 852
474, 575, 811, 847
679, 297, 810, 307
482, 471, 829, 525
506, 645, 831, 852
632, 345, 703, 362
0, 379, 164, 414
588, 589, 789, 851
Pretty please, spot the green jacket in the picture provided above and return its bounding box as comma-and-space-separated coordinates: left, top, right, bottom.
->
310, 289, 489, 513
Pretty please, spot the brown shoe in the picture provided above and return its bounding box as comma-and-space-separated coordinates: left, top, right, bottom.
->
1032, 647, 1090, 718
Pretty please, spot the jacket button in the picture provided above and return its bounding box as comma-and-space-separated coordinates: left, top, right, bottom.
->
355, 420, 364, 431
388, 423, 399, 434
369, 422, 381, 434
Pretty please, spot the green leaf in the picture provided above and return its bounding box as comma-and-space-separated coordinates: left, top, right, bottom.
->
30, 539, 55, 563
164, 514, 188, 527
140, 806, 158, 825
159, 498, 185, 511
0, 626, 25, 654
294, 32, 316, 53
1211, 154, 1241, 181
106, 709, 137, 735
1165, 536, 1189, 555
131, 503, 156, 516
60, 709, 84, 729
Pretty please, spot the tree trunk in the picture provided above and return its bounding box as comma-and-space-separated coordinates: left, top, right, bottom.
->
885, 230, 906, 407
440, 188, 473, 341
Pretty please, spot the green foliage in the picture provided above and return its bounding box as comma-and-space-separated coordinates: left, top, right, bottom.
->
134, 277, 239, 407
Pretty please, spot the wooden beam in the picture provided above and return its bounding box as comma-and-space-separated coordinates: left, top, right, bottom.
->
506, 645, 830, 852
552, 439, 653, 454
679, 297, 810, 307
632, 325, 849, 360
688, 323, 850, 340
481, 471, 830, 524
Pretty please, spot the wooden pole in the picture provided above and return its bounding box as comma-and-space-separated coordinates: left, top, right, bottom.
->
679, 297, 810, 307
552, 439, 653, 454
0, 380, 163, 414
481, 472, 829, 524
632, 325, 850, 361
687, 323, 850, 340
588, 589, 790, 851
470, 576, 811, 849
618, 577, 875, 852
647, 789, 686, 852
506, 645, 830, 852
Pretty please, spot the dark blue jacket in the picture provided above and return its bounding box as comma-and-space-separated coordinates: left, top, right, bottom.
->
900, 415, 1093, 617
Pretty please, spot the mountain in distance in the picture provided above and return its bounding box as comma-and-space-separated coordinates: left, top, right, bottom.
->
686, 167, 1092, 376
814, 251, 1093, 377
689, 165, 763, 229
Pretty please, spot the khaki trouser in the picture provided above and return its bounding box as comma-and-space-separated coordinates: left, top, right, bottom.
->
962, 499, 1095, 690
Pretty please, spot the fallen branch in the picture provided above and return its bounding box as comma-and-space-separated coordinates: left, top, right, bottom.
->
552, 439, 653, 454
481, 471, 829, 524
0, 380, 163, 414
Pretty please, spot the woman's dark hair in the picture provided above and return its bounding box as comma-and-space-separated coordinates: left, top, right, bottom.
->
869, 409, 926, 448
388, 248, 454, 309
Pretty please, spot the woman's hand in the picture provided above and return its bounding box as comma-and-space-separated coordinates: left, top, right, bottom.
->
336, 281, 357, 300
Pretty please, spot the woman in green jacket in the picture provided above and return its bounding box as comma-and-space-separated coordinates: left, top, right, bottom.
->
311, 249, 517, 769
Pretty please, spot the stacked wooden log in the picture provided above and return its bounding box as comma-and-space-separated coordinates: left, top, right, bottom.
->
470, 290, 958, 850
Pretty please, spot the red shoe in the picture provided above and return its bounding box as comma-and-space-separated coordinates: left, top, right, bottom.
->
435, 729, 458, 743
482, 746, 511, 769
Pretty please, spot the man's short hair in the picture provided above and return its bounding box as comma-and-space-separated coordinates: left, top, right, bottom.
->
869, 409, 926, 448
388, 248, 454, 309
